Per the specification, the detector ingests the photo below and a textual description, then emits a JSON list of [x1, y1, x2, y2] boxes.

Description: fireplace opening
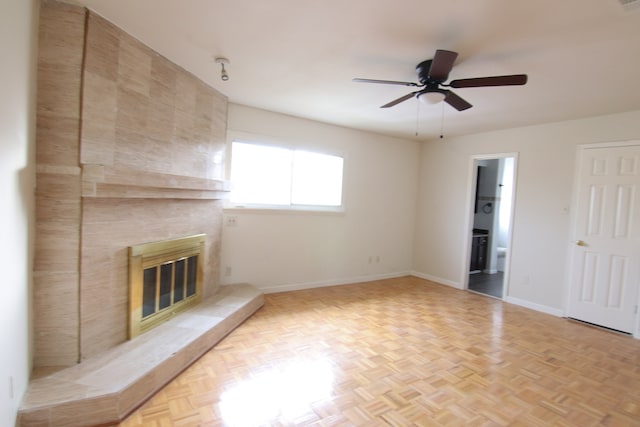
[[129, 234, 205, 338]]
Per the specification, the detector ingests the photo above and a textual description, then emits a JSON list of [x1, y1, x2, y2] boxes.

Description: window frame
[[225, 133, 346, 214]]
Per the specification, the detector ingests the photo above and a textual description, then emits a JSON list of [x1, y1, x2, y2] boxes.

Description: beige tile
[[175, 73, 197, 113], [35, 197, 80, 224], [16, 407, 51, 427], [37, 63, 82, 119], [35, 115, 81, 166], [146, 102, 175, 141], [85, 13, 120, 82], [36, 171, 81, 199], [150, 56, 177, 106], [83, 71, 118, 122], [117, 33, 152, 96], [116, 86, 149, 134], [81, 123, 117, 165], [33, 239, 79, 273], [117, 371, 158, 416], [50, 395, 119, 427], [38, 2, 86, 67], [34, 0, 229, 374], [81, 71, 117, 165]]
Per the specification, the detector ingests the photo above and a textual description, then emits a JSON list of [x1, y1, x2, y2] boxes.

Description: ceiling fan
[[353, 49, 527, 111]]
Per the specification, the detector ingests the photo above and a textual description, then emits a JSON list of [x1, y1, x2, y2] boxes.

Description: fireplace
[[21, 4, 266, 424], [129, 234, 206, 338], [33, 0, 230, 366]]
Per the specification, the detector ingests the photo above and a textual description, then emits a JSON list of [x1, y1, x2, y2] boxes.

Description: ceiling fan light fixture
[[354, 49, 527, 111], [418, 91, 446, 104]]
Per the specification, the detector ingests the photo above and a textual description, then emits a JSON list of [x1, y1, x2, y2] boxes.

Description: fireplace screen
[[129, 234, 205, 338]]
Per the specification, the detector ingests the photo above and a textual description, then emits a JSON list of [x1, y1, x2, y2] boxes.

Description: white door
[[567, 144, 640, 333]]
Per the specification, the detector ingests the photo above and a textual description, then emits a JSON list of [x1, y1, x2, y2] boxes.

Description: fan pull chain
[[415, 101, 421, 137], [440, 102, 445, 139]]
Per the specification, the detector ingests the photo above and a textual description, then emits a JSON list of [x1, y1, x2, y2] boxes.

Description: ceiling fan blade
[[428, 50, 458, 81], [381, 92, 418, 108], [449, 74, 528, 88], [353, 78, 420, 87], [444, 91, 472, 111]]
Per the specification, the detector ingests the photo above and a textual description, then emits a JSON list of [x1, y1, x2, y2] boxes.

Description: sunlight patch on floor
[[218, 358, 334, 426]]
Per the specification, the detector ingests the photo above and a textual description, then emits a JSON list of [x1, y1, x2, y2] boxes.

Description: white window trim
[[225, 131, 347, 214]]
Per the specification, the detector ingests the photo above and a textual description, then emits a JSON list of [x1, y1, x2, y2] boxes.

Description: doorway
[[465, 154, 517, 299], [567, 143, 640, 336]]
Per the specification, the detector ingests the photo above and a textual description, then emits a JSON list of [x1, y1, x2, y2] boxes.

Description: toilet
[[496, 246, 507, 272]]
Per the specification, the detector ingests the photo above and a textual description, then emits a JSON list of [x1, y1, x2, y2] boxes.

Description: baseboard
[[260, 273, 564, 320], [409, 271, 462, 289], [504, 296, 564, 317], [260, 271, 413, 294], [410, 273, 564, 317]]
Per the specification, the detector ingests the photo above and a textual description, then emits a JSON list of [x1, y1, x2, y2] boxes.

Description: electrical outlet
[[225, 216, 238, 227], [224, 266, 232, 277]]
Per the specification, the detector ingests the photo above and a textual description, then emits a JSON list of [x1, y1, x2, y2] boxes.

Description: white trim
[[259, 271, 412, 294], [410, 271, 462, 289], [577, 139, 640, 150], [223, 205, 345, 215], [225, 131, 348, 213], [259, 273, 569, 321], [505, 296, 564, 317], [462, 153, 519, 298]]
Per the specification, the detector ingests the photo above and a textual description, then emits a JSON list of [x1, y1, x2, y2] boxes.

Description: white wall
[[0, 0, 38, 425], [414, 110, 640, 313], [221, 104, 420, 292]]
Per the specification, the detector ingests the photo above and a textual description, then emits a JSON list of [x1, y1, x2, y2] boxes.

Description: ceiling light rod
[[214, 57, 229, 81]]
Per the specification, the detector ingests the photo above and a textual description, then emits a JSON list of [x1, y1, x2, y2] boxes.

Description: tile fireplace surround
[[23, 2, 265, 425], [19, 284, 264, 426]]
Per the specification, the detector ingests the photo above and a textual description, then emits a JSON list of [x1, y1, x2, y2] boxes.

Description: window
[[230, 141, 344, 210]]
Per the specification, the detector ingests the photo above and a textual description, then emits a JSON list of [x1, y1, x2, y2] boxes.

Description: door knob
[[575, 240, 587, 246]]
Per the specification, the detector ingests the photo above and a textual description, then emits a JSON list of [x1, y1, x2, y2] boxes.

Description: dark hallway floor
[[468, 271, 504, 298]]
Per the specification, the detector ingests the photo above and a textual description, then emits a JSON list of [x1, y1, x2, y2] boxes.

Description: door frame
[[462, 152, 519, 298], [565, 140, 640, 339]]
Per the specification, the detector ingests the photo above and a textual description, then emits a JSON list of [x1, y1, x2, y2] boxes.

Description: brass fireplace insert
[[128, 234, 205, 338]]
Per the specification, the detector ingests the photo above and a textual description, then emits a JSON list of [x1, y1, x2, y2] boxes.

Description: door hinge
[[635, 305, 638, 315]]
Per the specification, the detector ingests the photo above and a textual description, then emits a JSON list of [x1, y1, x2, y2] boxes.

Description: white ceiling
[[69, 0, 640, 140]]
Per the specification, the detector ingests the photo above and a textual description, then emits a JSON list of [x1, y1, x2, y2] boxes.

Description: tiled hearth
[[18, 284, 264, 427]]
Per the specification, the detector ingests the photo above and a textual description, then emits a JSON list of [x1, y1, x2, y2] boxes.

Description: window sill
[[223, 204, 345, 216]]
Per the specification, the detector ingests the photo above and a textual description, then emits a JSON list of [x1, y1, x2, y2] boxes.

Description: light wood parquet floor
[[119, 276, 640, 426]]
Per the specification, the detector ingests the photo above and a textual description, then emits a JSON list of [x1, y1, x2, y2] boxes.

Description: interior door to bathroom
[[567, 143, 640, 333], [466, 155, 516, 299]]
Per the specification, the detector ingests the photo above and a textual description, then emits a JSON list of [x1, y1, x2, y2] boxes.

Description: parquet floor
[[119, 276, 640, 426]]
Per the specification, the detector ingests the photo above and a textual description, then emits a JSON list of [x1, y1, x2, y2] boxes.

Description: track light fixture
[[214, 57, 229, 81]]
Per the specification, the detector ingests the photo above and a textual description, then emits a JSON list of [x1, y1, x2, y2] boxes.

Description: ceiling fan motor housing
[[416, 59, 447, 85]]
